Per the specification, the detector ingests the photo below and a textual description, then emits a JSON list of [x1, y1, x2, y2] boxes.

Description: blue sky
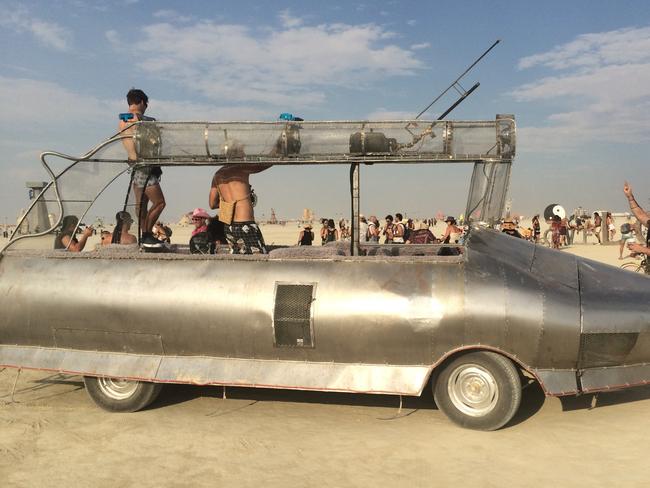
[[2, 0, 650, 223]]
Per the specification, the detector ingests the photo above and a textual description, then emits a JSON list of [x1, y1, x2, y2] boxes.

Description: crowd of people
[[297, 214, 465, 246]]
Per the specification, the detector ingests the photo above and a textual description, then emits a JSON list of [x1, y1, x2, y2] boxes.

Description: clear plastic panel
[[6, 136, 131, 251], [136, 117, 514, 163], [465, 161, 512, 225]]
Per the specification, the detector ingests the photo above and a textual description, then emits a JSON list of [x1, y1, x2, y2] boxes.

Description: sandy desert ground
[[1, 222, 648, 487]]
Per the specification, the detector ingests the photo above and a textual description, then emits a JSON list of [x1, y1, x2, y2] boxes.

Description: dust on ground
[[1, 369, 649, 487]]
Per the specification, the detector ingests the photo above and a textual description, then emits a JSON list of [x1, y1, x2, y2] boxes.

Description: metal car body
[[2, 115, 649, 429]]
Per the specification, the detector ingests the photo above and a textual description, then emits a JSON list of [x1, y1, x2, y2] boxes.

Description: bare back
[[210, 165, 270, 222]]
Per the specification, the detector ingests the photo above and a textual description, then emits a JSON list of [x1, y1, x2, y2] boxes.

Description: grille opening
[[273, 283, 315, 348], [578, 332, 638, 369]]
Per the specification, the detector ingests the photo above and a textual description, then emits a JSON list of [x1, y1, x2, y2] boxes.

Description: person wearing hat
[[407, 221, 437, 244], [442, 216, 462, 244], [189, 208, 213, 254], [501, 219, 523, 239], [191, 208, 210, 237], [298, 223, 314, 246]]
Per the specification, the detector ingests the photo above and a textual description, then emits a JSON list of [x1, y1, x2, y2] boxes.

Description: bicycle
[[620, 257, 650, 274]]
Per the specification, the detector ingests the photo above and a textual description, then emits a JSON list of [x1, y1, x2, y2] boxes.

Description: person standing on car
[[119, 88, 166, 249], [209, 164, 271, 254], [623, 181, 650, 256]]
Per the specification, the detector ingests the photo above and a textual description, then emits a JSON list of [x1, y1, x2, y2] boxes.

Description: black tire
[[83, 376, 163, 412], [433, 351, 521, 431]]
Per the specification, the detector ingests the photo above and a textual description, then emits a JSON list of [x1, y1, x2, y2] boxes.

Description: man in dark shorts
[[209, 164, 271, 254], [118, 88, 166, 249], [623, 181, 650, 256]]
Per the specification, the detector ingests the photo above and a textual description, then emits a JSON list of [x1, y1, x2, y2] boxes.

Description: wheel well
[[426, 346, 538, 391]]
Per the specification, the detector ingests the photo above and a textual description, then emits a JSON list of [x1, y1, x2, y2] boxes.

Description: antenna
[[414, 39, 501, 120]]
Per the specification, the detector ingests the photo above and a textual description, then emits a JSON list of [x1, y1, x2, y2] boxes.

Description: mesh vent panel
[[273, 284, 314, 347], [578, 332, 638, 369]]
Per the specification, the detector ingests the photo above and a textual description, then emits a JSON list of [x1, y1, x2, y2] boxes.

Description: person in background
[[392, 213, 406, 243], [359, 215, 369, 243], [441, 216, 462, 244], [324, 219, 338, 244], [54, 215, 93, 252], [623, 181, 650, 257], [339, 219, 350, 240], [560, 217, 569, 246], [298, 224, 314, 246], [320, 219, 328, 245], [118, 88, 166, 249], [532, 214, 541, 243], [550, 215, 562, 249], [407, 222, 437, 244], [619, 222, 637, 259], [111, 211, 137, 245], [501, 220, 523, 239], [383, 215, 394, 244], [367, 216, 380, 243], [606, 212, 616, 241]]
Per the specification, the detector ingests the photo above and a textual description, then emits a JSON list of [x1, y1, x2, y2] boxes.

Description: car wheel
[[433, 351, 521, 431], [83, 376, 163, 412]]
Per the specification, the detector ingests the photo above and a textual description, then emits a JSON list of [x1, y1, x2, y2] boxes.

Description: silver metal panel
[[0, 345, 430, 396], [0, 344, 161, 379], [532, 369, 579, 395], [580, 363, 650, 392], [579, 259, 650, 334]]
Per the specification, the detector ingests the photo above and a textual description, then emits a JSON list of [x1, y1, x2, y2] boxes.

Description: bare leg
[[133, 184, 150, 232], [144, 184, 165, 232], [619, 240, 625, 259]]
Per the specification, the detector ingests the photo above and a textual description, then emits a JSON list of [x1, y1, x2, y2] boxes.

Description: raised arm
[[624, 181, 650, 224]]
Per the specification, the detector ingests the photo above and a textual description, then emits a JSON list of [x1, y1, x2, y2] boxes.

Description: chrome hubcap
[[97, 377, 139, 400], [447, 363, 498, 417]]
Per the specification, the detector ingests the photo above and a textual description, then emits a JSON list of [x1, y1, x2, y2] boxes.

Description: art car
[[2, 115, 650, 431]]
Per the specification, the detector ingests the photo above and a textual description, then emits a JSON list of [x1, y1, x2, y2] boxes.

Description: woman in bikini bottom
[[225, 222, 268, 254]]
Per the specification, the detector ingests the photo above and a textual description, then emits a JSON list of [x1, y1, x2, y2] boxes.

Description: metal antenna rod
[[414, 39, 501, 120]]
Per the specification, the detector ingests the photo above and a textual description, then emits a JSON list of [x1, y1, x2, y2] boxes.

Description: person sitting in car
[[111, 211, 137, 245], [189, 208, 213, 254], [54, 215, 93, 252]]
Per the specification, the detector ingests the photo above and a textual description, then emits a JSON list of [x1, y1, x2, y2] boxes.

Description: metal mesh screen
[[578, 332, 639, 369], [273, 284, 315, 348]]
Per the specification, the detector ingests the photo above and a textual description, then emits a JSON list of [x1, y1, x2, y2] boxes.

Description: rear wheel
[[433, 351, 521, 431], [83, 376, 163, 412]]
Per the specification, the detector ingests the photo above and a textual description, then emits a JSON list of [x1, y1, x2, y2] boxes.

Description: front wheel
[[433, 351, 521, 431], [83, 376, 163, 412]]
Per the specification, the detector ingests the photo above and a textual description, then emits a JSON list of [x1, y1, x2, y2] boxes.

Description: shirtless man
[[119, 88, 166, 249], [623, 181, 650, 257], [209, 164, 271, 254]]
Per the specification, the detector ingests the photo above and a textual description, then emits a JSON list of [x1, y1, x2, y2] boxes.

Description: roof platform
[[131, 115, 515, 166]]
